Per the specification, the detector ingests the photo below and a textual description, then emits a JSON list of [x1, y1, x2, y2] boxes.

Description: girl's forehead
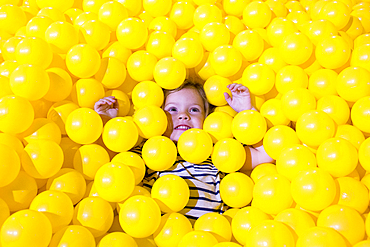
[[165, 87, 204, 104]]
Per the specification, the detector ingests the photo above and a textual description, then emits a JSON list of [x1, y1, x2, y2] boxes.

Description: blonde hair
[[163, 79, 211, 116]]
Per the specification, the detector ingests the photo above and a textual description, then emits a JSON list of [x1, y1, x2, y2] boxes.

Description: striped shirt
[[131, 145, 228, 222]]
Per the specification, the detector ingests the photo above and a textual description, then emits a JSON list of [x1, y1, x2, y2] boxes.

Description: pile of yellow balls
[[1, 0, 370, 246]]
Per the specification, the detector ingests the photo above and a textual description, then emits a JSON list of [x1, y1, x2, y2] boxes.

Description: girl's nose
[[178, 112, 189, 120]]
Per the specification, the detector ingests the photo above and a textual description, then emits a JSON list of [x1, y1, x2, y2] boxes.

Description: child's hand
[[224, 83, 254, 113], [94, 96, 119, 118]]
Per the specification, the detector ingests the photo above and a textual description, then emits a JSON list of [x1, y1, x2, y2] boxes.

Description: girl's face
[[164, 87, 206, 142]]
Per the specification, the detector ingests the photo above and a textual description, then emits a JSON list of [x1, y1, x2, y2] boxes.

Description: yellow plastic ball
[[0, 132, 23, 157], [143, 0, 171, 17], [316, 138, 358, 177], [359, 137, 370, 171], [1, 36, 22, 61], [194, 213, 231, 242], [276, 144, 317, 181], [242, 63, 275, 95], [153, 57, 186, 90], [98, 1, 128, 31], [335, 177, 369, 214], [305, 19, 338, 46], [351, 96, 370, 134], [291, 168, 336, 211], [220, 172, 253, 208], [73, 196, 114, 237], [0, 197, 10, 230], [223, 0, 249, 17], [0, 171, 37, 212], [275, 208, 316, 237], [317, 204, 365, 246], [117, 17, 148, 50], [317, 95, 350, 125], [250, 163, 278, 184], [210, 45, 242, 78], [315, 35, 351, 69], [18, 118, 61, 145], [73, 144, 110, 180], [177, 128, 213, 164], [102, 117, 139, 153], [231, 110, 267, 145], [281, 88, 316, 122], [127, 50, 157, 82], [94, 162, 135, 202], [29, 190, 74, 233], [44, 67, 73, 102], [252, 174, 294, 215], [142, 136, 177, 172], [260, 98, 290, 127], [231, 206, 271, 246], [178, 230, 219, 247], [45, 21, 79, 54], [266, 17, 298, 48], [148, 16, 177, 39], [336, 66, 370, 103], [82, 0, 107, 14], [99, 232, 138, 247], [151, 174, 189, 213], [243, 1, 272, 29], [65, 108, 103, 145], [47, 100, 79, 135], [79, 19, 110, 51], [66, 44, 101, 78], [169, 1, 195, 30], [193, 4, 222, 30], [258, 47, 287, 73], [280, 32, 313, 65], [94, 57, 126, 89], [318, 0, 350, 30], [203, 75, 231, 106], [245, 220, 295, 247], [335, 124, 365, 150], [119, 195, 161, 238], [233, 30, 264, 62], [74, 11, 98, 27], [0, 209, 52, 247], [275, 65, 309, 94], [308, 69, 338, 99], [21, 139, 63, 179], [0, 144, 20, 187], [0, 4, 27, 35], [146, 31, 175, 60], [296, 226, 347, 247], [212, 138, 245, 173], [25, 16, 53, 40], [9, 64, 50, 101], [15, 36, 52, 69], [46, 168, 86, 205], [351, 44, 370, 72], [111, 152, 146, 185], [132, 81, 164, 109], [263, 125, 300, 160], [49, 225, 95, 247], [203, 112, 233, 142], [71, 78, 105, 108], [172, 37, 204, 68], [153, 213, 192, 247], [200, 22, 230, 52], [133, 105, 167, 139], [0, 95, 34, 134], [102, 41, 132, 65]]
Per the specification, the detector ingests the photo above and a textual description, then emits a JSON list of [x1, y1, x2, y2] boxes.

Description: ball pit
[[1, 0, 370, 246]]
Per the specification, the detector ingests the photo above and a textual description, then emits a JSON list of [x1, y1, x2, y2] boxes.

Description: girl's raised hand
[[94, 96, 119, 118], [224, 83, 254, 113]]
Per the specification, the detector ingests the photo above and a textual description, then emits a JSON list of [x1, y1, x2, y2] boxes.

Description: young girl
[[95, 81, 273, 221]]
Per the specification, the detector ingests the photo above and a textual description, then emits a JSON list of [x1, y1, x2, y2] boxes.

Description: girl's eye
[[167, 107, 177, 112], [190, 108, 200, 112]]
